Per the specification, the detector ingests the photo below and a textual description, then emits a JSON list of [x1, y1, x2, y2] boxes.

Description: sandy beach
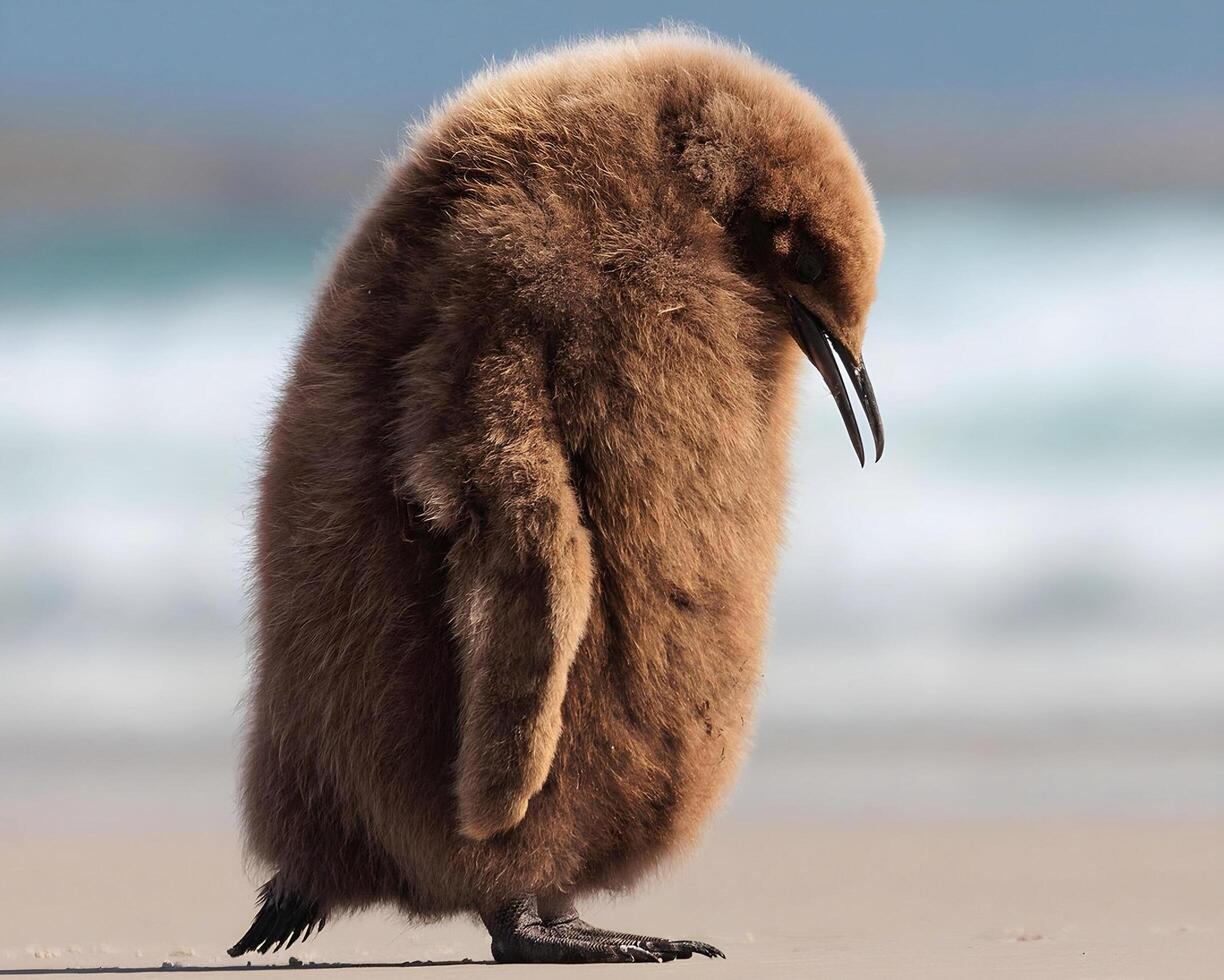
[[4, 820, 1221, 978]]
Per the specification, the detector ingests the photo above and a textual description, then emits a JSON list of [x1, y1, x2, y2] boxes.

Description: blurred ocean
[[3, 196, 1223, 827]]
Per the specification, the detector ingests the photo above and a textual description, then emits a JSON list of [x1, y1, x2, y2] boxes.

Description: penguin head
[[675, 76, 886, 463]]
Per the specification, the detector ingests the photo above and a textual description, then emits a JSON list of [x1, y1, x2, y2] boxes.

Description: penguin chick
[[230, 28, 883, 964]]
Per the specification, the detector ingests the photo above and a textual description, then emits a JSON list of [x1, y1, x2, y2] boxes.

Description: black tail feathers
[[228, 877, 327, 957]]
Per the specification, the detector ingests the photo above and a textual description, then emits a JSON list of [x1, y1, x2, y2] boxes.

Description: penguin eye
[[795, 250, 824, 284]]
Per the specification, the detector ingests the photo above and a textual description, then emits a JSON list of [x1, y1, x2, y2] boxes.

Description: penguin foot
[[483, 895, 724, 964]]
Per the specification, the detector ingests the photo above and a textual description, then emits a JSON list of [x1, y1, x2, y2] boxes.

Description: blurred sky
[[6, 1, 1222, 108], [3, 2, 1223, 829], [4, 0, 1224, 229]]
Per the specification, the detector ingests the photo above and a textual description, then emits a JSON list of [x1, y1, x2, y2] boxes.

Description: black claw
[[670, 939, 722, 959]]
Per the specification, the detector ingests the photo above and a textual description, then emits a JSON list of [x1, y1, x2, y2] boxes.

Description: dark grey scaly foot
[[483, 895, 725, 964]]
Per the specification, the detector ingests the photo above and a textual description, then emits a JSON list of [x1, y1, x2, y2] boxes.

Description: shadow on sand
[[0, 962, 495, 975]]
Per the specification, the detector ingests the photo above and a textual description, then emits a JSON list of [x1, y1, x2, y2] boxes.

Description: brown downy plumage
[[231, 28, 883, 964]]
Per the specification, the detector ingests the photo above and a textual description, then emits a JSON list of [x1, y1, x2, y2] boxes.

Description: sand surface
[[3, 821, 1222, 978]]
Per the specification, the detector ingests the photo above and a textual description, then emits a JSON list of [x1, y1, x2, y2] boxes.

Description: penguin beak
[[787, 295, 885, 466]]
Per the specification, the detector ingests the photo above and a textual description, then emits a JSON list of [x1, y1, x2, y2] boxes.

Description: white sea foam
[[3, 199, 1223, 749]]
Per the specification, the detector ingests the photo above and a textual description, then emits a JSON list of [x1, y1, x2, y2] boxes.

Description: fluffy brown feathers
[[237, 27, 882, 927]]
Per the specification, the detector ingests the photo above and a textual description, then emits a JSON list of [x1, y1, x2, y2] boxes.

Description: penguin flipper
[[398, 324, 594, 841]]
